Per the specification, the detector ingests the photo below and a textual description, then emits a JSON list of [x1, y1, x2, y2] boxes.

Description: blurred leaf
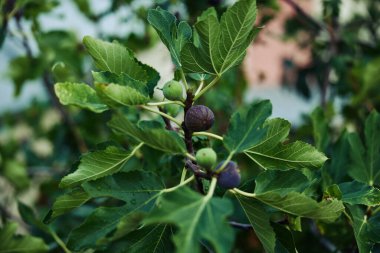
[[311, 107, 329, 151], [148, 7, 192, 67], [60, 144, 143, 188], [55, 82, 109, 113], [4, 160, 29, 190], [108, 115, 186, 154], [144, 186, 234, 253], [0, 222, 48, 253], [181, 0, 258, 75], [8, 56, 44, 96], [348, 110, 380, 186], [18, 202, 48, 233]]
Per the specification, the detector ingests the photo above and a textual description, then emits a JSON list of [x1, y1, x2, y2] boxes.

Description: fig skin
[[185, 105, 214, 132], [196, 148, 217, 169], [162, 80, 184, 101], [215, 161, 241, 189]]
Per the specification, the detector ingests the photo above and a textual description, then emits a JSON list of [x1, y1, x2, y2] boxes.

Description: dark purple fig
[[215, 161, 241, 189], [185, 105, 214, 132]]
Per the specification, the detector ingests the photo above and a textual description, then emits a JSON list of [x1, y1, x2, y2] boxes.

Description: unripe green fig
[[196, 148, 217, 168], [215, 161, 241, 189], [164, 104, 181, 117], [185, 105, 214, 132], [162, 80, 184, 101]]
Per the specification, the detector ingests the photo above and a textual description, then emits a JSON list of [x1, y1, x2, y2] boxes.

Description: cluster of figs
[[162, 80, 241, 189]]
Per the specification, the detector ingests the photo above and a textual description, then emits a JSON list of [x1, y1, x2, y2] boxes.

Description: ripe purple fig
[[185, 105, 214, 132], [216, 161, 241, 189]]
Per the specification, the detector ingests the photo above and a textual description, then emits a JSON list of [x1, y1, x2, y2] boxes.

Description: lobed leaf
[[108, 115, 186, 154], [54, 82, 108, 113], [148, 8, 192, 67], [60, 145, 142, 188], [223, 100, 272, 154], [144, 187, 234, 253], [234, 196, 276, 253], [101, 224, 173, 253], [348, 205, 380, 253], [181, 0, 258, 75], [67, 205, 129, 251], [339, 181, 380, 206], [43, 188, 90, 223], [83, 36, 147, 80]]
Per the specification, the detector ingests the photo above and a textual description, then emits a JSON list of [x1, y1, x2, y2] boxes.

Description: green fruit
[[162, 80, 184, 101], [164, 104, 181, 117], [196, 148, 217, 168]]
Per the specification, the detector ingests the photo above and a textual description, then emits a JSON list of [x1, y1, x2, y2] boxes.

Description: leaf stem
[[193, 77, 219, 101], [140, 105, 182, 127], [206, 177, 218, 198], [230, 188, 256, 198], [194, 80, 204, 97], [343, 209, 353, 225], [214, 152, 234, 174], [193, 132, 223, 141], [147, 100, 185, 107], [180, 68, 189, 91], [180, 168, 187, 183], [48, 227, 72, 253], [163, 175, 195, 193], [373, 206, 380, 216], [131, 142, 144, 154]]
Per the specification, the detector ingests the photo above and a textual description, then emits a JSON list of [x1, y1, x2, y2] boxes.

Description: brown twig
[[158, 107, 174, 130], [229, 221, 253, 230], [281, 0, 325, 32], [182, 90, 206, 194]]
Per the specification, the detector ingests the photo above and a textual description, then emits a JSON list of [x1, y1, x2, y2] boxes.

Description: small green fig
[[162, 80, 184, 101], [196, 148, 217, 168]]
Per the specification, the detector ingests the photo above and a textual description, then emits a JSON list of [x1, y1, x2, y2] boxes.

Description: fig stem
[[193, 77, 220, 101], [179, 68, 189, 91], [147, 100, 185, 107], [230, 188, 256, 198], [214, 152, 234, 174], [163, 175, 195, 193], [48, 227, 72, 253], [194, 80, 204, 97], [193, 131, 223, 141], [140, 105, 182, 127]]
